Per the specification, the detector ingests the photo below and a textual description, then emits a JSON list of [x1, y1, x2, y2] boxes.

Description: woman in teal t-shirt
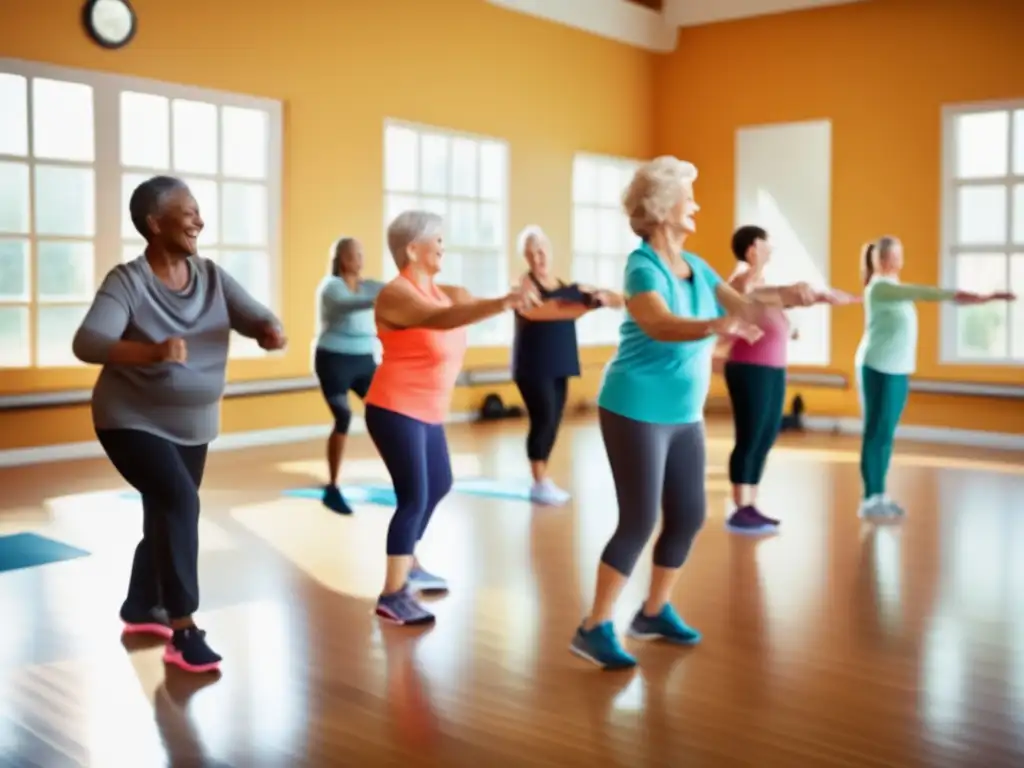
[[569, 156, 820, 671], [855, 236, 1014, 519]]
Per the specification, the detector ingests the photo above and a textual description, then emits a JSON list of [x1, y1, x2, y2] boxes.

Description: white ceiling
[[661, 0, 869, 28]]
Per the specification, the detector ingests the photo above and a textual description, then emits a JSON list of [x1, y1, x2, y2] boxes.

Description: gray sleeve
[[72, 270, 132, 364], [217, 265, 279, 338]]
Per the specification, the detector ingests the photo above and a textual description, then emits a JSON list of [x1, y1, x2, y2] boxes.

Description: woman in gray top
[[72, 175, 286, 675]]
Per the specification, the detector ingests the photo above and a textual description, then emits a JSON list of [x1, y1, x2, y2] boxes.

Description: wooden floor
[[1, 415, 1023, 767]]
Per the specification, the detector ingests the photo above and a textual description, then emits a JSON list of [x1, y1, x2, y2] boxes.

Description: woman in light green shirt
[[855, 236, 1014, 518]]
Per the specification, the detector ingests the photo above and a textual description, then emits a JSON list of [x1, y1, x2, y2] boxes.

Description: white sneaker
[[530, 480, 570, 506], [858, 494, 886, 518]]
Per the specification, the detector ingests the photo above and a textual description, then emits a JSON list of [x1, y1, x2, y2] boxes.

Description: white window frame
[[571, 152, 641, 347], [939, 100, 1024, 366], [381, 119, 511, 348], [0, 56, 283, 367]]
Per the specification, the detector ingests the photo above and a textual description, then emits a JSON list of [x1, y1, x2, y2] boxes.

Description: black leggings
[[515, 377, 568, 462], [724, 362, 786, 485], [97, 429, 208, 620], [314, 349, 376, 434]]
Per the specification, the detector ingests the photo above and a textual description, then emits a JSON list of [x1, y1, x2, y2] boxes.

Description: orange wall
[[0, 0, 653, 449], [656, 0, 1024, 434]]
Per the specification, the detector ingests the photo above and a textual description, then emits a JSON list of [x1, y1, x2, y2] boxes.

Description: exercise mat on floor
[[0, 532, 91, 574], [452, 478, 537, 501], [282, 485, 397, 507]]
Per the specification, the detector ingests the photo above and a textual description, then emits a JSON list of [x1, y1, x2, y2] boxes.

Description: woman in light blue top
[[314, 237, 385, 515], [855, 236, 1013, 519], [570, 156, 819, 670]]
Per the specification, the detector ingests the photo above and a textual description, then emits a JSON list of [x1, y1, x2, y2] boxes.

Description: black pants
[[314, 349, 376, 434], [724, 362, 786, 485], [515, 376, 568, 462], [98, 429, 208, 620]]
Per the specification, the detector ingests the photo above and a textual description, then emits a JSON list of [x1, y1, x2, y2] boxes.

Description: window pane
[[221, 182, 267, 246], [955, 111, 1009, 179], [35, 166, 95, 236], [479, 141, 506, 201], [419, 134, 448, 195], [122, 243, 143, 263], [451, 138, 477, 197], [955, 254, 1008, 359], [218, 250, 271, 307], [0, 74, 28, 156], [1013, 184, 1024, 245], [0, 239, 29, 300], [420, 196, 447, 219], [573, 157, 599, 204], [37, 241, 94, 301], [620, 164, 637, 195], [120, 172, 150, 239], [1015, 111, 1024, 176], [449, 201, 477, 247], [173, 99, 218, 174], [0, 161, 30, 234], [222, 106, 268, 180], [619, 216, 639, 253], [184, 177, 220, 244], [478, 202, 503, 249], [229, 333, 264, 359], [384, 193, 419, 229], [384, 125, 418, 192], [32, 78, 94, 162], [120, 91, 169, 169], [573, 206, 598, 254], [598, 209, 620, 255], [597, 255, 620, 290], [440, 251, 463, 285], [1011, 254, 1024, 358], [957, 186, 1007, 245], [37, 303, 89, 367], [0, 306, 30, 367], [573, 254, 596, 285], [598, 164, 623, 207]]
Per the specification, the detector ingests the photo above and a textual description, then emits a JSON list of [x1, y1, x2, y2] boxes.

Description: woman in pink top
[[366, 210, 538, 626], [717, 226, 857, 534]]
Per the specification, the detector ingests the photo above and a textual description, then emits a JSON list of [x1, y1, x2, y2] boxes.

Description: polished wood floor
[[1, 415, 1023, 767]]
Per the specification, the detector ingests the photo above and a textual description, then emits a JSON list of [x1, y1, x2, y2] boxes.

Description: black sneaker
[[163, 627, 222, 673], [322, 484, 353, 515], [120, 606, 173, 640]]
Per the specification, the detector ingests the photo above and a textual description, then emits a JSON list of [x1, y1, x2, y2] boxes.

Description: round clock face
[[84, 0, 136, 48]]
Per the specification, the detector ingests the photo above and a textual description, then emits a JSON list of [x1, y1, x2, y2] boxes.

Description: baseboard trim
[[0, 411, 479, 469], [802, 416, 1024, 452]]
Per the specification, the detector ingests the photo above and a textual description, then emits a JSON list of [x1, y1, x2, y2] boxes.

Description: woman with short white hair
[[570, 157, 817, 669], [365, 210, 538, 625], [511, 225, 623, 505]]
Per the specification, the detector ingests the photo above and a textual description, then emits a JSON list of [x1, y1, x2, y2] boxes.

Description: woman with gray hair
[[73, 175, 286, 674], [364, 210, 539, 624], [570, 156, 817, 670], [511, 225, 623, 505]]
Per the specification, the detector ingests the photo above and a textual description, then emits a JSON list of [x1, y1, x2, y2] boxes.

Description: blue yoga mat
[[283, 485, 397, 507], [0, 532, 91, 574], [452, 479, 536, 501]]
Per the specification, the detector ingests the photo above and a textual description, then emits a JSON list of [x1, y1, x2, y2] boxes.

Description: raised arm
[[320, 278, 378, 312], [218, 266, 283, 345], [72, 271, 168, 365], [871, 282, 957, 303], [375, 281, 533, 331]]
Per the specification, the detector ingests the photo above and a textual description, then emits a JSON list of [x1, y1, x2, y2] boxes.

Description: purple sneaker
[[726, 506, 778, 535], [375, 587, 436, 626]]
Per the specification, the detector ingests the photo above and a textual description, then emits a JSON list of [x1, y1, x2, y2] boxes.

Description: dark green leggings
[[858, 365, 909, 498], [725, 362, 787, 485]]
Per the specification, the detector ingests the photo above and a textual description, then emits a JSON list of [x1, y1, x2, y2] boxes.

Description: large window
[[0, 58, 282, 368], [941, 104, 1024, 364], [571, 154, 640, 346], [382, 120, 510, 347]]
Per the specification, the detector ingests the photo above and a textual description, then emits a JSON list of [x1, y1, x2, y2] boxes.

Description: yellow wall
[[656, 0, 1024, 434], [0, 0, 653, 449]]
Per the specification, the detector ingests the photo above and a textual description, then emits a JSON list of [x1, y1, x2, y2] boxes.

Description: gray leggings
[[599, 408, 707, 576]]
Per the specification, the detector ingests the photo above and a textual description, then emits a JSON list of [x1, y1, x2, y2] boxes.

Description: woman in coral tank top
[[366, 210, 539, 625]]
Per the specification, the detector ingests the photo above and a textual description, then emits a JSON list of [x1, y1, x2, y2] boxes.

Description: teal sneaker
[[627, 604, 701, 645], [569, 621, 637, 670]]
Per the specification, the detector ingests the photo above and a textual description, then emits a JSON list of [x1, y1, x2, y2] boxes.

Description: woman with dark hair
[[718, 225, 857, 534], [73, 175, 286, 674], [314, 237, 385, 515], [855, 236, 1013, 518], [511, 225, 623, 505]]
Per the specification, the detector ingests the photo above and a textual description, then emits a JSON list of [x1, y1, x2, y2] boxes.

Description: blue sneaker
[[627, 604, 701, 645], [569, 621, 637, 670], [408, 565, 448, 593], [376, 587, 436, 626]]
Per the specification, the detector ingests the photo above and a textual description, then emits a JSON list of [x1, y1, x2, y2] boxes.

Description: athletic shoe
[[726, 506, 778, 534], [858, 494, 901, 519], [376, 588, 436, 626], [569, 621, 637, 670], [121, 606, 173, 640], [322, 484, 353, 516], [627, 604, 702, 645], [530, 480, 570, 506], [408, 565, 448, 593], [163, 628, 222, 674]]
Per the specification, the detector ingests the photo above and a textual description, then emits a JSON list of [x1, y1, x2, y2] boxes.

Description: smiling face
[[667, 180, 700, 236], [335, 239, 364, 276], [408, 231, 444, 275], [746, 236, 772, 270], [524, 234, 551, 278], [148, 186, 204, 256]]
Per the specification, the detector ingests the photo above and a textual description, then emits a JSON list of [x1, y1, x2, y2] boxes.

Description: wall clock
[[82, 0, 137, 50]]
